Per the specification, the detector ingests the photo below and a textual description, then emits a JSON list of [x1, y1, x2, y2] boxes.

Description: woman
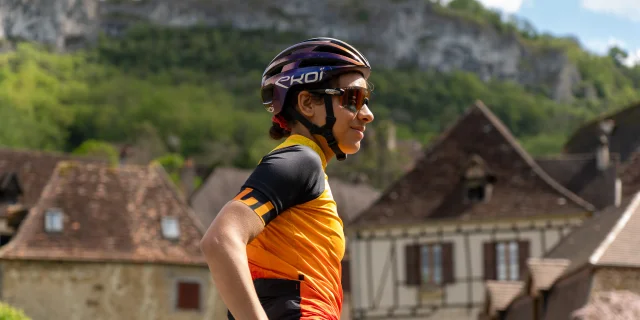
[[200, 37, 374, 320]]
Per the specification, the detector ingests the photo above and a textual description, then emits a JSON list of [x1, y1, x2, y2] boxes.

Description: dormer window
[[462, 154, 496, 204], [0, 172, 23, 205], [44, 208, 64, 233], [162, 216, 180, 240]]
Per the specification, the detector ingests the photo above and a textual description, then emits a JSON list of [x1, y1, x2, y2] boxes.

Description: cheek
[[333, 107, 354, 134]]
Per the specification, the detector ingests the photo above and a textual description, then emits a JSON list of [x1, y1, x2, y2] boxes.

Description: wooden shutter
[[405, 244, 421, 285], [518, 240, 530, 280], [442, 242, 455, 284], [483, 242, 497, 280], [341, 259, 351, 292], [177, 281, 200, 310]]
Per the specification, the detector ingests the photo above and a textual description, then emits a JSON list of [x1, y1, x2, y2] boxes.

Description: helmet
[[261, 37, 371, 115], [260, 37, 372, 162]]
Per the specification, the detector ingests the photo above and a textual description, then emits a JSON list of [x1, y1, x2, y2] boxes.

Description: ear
[[296, 91, 318, 118]]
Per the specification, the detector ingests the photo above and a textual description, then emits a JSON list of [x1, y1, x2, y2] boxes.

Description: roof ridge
[[589, 191, 640, 265], [473, 100, 595, 212]]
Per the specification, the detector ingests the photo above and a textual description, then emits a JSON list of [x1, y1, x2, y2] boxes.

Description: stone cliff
[[0, 0, 581, 101]]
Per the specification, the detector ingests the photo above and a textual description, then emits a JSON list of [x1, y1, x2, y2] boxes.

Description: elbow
[[200, 229, 223, 259]]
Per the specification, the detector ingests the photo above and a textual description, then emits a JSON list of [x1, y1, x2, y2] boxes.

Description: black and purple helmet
[[261, 37, 371, 115]]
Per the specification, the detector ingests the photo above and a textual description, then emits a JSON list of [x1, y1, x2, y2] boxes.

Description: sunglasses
[[307, 87, 371, 113]]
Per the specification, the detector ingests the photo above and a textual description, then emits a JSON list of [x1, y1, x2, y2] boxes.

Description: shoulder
[[238, 145, 325, 223]]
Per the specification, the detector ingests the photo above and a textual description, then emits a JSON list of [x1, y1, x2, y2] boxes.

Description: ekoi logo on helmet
[[275, 71, 325, 89]]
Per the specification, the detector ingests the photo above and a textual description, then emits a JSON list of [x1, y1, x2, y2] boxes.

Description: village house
[[478, 101, 640, 320], [482, 190, 640, 320], [343, 101, 622, 320], [0, 149, 227, 320]]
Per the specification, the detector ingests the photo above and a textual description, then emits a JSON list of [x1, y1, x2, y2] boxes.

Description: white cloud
[[584, 37, 640, 67], [476, 0, 527, 13], [581, 0, 640, 22]]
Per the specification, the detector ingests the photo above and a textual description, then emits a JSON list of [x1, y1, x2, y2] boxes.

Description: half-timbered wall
[[346, 215, 588, 320]]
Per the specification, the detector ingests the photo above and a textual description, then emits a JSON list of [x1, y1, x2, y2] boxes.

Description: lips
[[351, 126, 365, 133]]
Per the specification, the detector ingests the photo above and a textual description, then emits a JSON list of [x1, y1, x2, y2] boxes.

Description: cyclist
[[200, 37, 374, 320]]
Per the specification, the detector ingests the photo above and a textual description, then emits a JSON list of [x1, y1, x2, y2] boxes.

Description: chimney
[[596, 119, 615, 171], [596, 135, 610, 170], [615, 178, 622, 207], [180, 157, 196, 198]]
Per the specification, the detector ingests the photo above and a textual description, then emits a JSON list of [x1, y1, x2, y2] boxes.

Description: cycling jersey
[[228, 134, 345, 320]]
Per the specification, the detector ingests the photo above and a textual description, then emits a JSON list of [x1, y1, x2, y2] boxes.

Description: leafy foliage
[[0, 302, 31, 320]]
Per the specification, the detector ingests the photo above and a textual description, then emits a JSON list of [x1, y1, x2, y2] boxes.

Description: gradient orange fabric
[[233, 135, 346, 319]]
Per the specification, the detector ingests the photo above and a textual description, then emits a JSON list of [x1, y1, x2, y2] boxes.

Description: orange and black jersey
[[229, 135, 346, 320]]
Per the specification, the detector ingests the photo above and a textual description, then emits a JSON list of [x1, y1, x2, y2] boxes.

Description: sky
[[476, 0, 640, 66]]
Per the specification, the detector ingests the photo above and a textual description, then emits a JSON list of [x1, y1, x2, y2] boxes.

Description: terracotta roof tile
[[563, 102, 640, 162], [351, 101, 594, 228], [0, 161, 206, 266], [485, 280, 524, 316], [526, 258, 570, 293], [590, 191, 640, 267], [536, 154, 619, 210]]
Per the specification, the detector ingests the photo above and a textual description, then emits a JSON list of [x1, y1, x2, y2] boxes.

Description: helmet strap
[[291, 95, 347, 161]]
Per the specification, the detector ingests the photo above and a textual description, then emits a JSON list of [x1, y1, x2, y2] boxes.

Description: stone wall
[[0, 260, 228, 320]]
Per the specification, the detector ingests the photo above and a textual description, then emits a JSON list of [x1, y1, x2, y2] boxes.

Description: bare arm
[[200, 200, 267, 320]]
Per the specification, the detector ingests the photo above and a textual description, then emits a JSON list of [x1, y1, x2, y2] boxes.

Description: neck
[[290, 127, 335, 163]]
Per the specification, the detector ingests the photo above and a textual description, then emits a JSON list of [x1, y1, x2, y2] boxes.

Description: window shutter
[[341, 259, 351, 292], [405, 244, 421, 285], [177, 281, 200, 310], [483, 242, 496, 280], [442, 242, 455, 284], [518, 240, 530, 280]]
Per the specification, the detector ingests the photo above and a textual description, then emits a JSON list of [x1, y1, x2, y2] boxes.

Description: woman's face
[[330, 72, 374, 154]]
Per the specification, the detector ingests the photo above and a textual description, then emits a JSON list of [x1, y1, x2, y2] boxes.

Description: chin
[[339, 142, 361, 155]]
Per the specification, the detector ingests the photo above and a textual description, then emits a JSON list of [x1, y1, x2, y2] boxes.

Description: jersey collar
[[283, 134, 327, 169]]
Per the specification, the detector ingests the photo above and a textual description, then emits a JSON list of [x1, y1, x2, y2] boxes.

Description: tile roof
[[485, 280, 524, 317], [350, 101, 594, 228], [0, 148, 106, 208], [536, 153, 620, 210], [620, 151, 640, 197], [544, 192, 640, 275], [526, 258, 570, 293], [0, 161, 206, 266], [563, 102, 640, 162]]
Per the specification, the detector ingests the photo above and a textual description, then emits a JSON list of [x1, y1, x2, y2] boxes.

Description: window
[[483, 240, 529, 281], [176, 280, 200, 311], [44, 208, 63, 232], [421, 244, 443, 285], [405, 242, 454, 287], [162, 216, 180, 240], [461, 154, 496, 204]]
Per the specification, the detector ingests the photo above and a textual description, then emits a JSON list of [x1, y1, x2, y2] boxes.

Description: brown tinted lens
[[341, 87, 370, 112]]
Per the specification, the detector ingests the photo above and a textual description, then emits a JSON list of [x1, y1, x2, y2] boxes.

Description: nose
[[358, 104, 374, 124]]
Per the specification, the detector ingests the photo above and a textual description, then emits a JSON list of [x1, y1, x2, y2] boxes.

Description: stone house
[[0, 151, 227, 320], [343, 101, 621, 320], [482, 190, 640, 320]]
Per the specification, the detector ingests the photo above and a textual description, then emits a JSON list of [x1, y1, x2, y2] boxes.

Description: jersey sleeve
[[233, 145, 325, 226]]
